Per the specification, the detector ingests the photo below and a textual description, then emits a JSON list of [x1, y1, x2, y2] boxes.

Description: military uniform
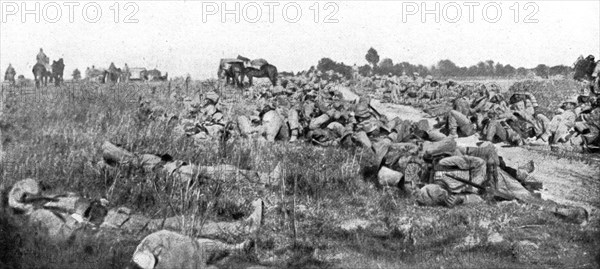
[[4, 64, 16, 83], [132, 230, 252, 269]]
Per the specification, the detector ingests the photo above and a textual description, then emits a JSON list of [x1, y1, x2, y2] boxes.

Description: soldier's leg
[[466, 156, 487, 187], [446, 112, 459, 136], [448, 110, 473, 136], [438, 156, 486, 193], [535, 114, 551, 141], [195, 237, 253, 256], [582, 125, 599, 146], [484, 120, 499, 141], [288, 108, 300, 142]]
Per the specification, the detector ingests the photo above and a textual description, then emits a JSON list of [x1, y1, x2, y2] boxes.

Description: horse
[[32, 63, 49, 88], [147, 69, 162, 81], [158, 72, 169, 81], [218, 59, 245, 88], [105, 68, 122, 83], [51, 59, 65, 86], [244, 64, 278, 87]]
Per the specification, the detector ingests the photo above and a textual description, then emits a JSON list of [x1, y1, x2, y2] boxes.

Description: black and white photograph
[[1, 1, 599, 268]]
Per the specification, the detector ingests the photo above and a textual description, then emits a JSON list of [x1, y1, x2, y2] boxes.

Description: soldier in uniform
[[36, 48, 49, 69], [123, 63, 130, 82], [4, 63, 16, 84]]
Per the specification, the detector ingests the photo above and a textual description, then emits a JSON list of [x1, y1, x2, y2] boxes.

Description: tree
[[316, 57, 353, 79], [504, 65, 516, 77], [549, 65, 571, 77], [516, 67, 529, 77], [476, 62, 487, 76], [486, 60, 495, 75], [72, 69, 81, 80], [495, 63, 505, 77], [466, 65, 479, 76], [317, 58, 336, 72], [378, 58, 394, 75], [379, 58, 393, 69], [365, 47, 380, 68], [437, 59, 459, 77], [358, 65, 372, 77], [534, 64, 549, 78]]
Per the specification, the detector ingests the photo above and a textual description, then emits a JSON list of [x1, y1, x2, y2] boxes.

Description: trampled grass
[[0, 80, 598, 268]]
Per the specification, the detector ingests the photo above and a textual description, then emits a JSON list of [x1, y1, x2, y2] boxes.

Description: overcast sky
[[1, 1, 599, 79]]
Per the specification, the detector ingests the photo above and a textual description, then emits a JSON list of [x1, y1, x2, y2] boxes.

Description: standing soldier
[[4, 63, 16, 85], [352, 63, 359, 80], [413, 72, 424, 87], [123, 63, 130, 82]]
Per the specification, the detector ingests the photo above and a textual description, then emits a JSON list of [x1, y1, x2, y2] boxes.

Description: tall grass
[[0, 80, 598, 269]]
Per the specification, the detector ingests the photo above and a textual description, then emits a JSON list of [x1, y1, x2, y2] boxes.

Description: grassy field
[[0, 79, 599, 269]]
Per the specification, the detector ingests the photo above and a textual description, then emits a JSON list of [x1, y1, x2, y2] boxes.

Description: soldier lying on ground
[[412, 140, 588, 225], [5, 178, 265, 269], [6, 178, 265, 236], [128, 229, 255, 269]]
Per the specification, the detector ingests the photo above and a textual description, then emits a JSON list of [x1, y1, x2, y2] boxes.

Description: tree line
[[312, 47, 573, 79]]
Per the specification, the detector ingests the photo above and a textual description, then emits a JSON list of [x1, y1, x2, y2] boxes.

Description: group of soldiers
[[359, 68, 600, 152], [156, 68, 590, 222], [3, 48, 49, 85], [220, 67, 600, 152], [4, 139, 276, 268], [2, 58, 598, 268], [2, 48, 138, 85]]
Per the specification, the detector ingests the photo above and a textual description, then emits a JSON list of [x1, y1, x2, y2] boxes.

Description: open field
[[1, 78, 599, 269]]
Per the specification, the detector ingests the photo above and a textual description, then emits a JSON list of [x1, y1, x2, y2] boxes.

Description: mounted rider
[[36, 48, 50, 70]]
